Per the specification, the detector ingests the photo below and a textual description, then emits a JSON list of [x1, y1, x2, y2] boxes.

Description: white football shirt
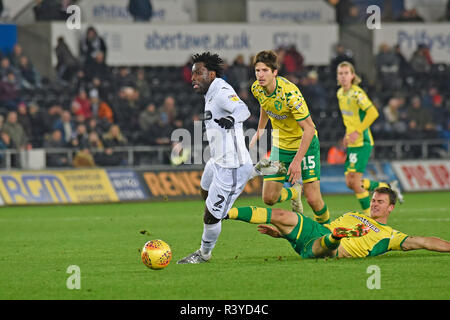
[[203, 78, 252, 168]]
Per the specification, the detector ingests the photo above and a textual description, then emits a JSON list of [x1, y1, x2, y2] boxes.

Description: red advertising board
[[391, 160, 450, 191]]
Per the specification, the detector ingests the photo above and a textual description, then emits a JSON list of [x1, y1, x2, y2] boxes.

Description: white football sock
[[200, 221, 222, 257]]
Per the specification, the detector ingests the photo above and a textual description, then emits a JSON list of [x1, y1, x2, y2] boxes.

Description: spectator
[[71, 88, 93, 119], [16, 103, 32, 138], [89, 89, 114, 123], [406, 96, 434, 132], [301, 70, 327, 111], [112, 86, 141, 132], [2, 111, 29, 150], [53, 110, 76, 145], [375, 43, 401, 91], [181, 57, 193, 85], [227, 54, 250, 91], [397, 8, 424, 22], [327, 0, 353, 25], [0, 131, 12, 166], [327, 138, 346, 165], [134, 68, 150, 102], [28, 101, 46, 147], [18, 56, 42, 89], [84, 51, 110, 82], [87, 117, 109, 138], [148, 114, 173, 146], [283, 45, 304, 75], [80, 26, 107, 69], [42, 104, 63, 135], [159, 95, 178, 124], [9, 44, 25, 67], [43, 129, 69, 167], [138, 102, 159, 133], [114, 67, 134, 90], [0, 57, 21, 84], [55, 36, 79, 82], [382, 96, 408, 134], [103, 124, 128, 148], [331, 44, 355, 79], [72, 148, 96, 167], [70, 123, 89, 149], [410, 44, 432, 74], [429, 94, 448, 132], [393, 44, 411, 77], [34, 0, 66, 21], [0, 71, 20, 110], [128, 0, 153, 22]]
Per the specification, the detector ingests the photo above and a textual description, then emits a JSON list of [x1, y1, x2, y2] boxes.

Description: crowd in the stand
[[0, 26, 448, 167]]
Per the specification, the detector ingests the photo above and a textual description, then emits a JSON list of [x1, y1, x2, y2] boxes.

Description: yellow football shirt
[[337, 84, 375, 147], [326, 212, 408, 258], [251, 77, 316, 151]]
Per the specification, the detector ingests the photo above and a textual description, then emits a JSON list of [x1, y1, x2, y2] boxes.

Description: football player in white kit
[[177, 52, 283, 264]]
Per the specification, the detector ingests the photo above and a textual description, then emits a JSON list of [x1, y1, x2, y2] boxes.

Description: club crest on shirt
[[228, 94, 239, 102]]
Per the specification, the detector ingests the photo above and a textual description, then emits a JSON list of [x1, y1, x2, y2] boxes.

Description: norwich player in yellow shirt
[[336, 61, 403, 215], [249, 50, 330, 225], [227, 187, 450, 259]]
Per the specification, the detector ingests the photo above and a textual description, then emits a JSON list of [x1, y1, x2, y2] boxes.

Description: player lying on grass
[[227, 187, 450, 259]]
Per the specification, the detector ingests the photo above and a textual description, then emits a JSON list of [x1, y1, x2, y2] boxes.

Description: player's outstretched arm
[[401, 236, 450, 252]]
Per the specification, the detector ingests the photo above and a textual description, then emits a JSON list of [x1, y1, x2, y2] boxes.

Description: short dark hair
[[192, 52, 224, 78], [374, 187, 397, 205], [253, 50, 279, 71]]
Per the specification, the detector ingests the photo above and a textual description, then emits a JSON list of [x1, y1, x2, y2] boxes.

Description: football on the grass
[[141, 239, 172, 270]]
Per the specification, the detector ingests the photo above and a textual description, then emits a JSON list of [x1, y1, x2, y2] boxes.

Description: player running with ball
[[177, 52, 282, 264]]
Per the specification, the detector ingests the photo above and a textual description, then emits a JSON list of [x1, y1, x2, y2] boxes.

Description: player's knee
[[263, 193, 278, 206], [271, 208, 294, 224], [203, 209, 221, 224]]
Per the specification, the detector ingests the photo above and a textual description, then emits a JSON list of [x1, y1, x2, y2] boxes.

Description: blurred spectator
[[342, 4, 364, 25], [43, 129, 68, 167], [0, 71, 20, 110], [34, 0, 67, 21], [18, 56, 42, 89], [87, 117, 109, 138], [393, 44, 411, 77], [148, 114, 173, 146], [283, 45, 304, 75], [410, 44, 433, 74], [181, 57, 193, 85], [103, 124, 128, 148], [375, 43, 401, 92], [112, 86, 141, 132], [429, 94, 448, 132], [72, 148, 95, 167], [0, 57, 21, 83], [9, 44, 24, 67], [447, 0, 450, 21], [55, 36, 79, 82], [128, 0, 153, 22], [0, 1, 3, 19], [2, 111, 29, 150], [114, 67, 135, 90], [70, 123, 89, 149], [327, 0, 353, 25], [331, 44, 355, 78], [52, 110, 76, 145], [71, 88, 92, 119], [406, 95, 434, 131], [227, 54, 250, 91], [301, 70, 327, 111], [80, 26, 107, 70], [16, 103, 32, 138], [397, 8, 424, 22], [138, 102, 159, 133], [88, 131, 104, 150], [0, 131, 12, 165], [84, 51, 110, 82], [89, 89, 114, 123], [382, 97, 408, 134], [43, 104, 63, 134], [159, 95, 178, 124], [135, 68, 150, 102], [327, 138, 346, 165], [28, 102, 46, 147]]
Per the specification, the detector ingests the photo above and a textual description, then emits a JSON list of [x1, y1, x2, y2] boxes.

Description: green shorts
[[284, 212, 331, 259], [264, 135, 321, 184], [345, 144, 373, 174]]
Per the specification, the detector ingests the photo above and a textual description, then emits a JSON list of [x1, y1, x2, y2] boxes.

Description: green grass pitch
[[0, 192, 449, 300]]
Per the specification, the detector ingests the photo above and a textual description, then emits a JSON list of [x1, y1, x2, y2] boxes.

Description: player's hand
[[347, 131, 360, 144], [257, 225, 281, 238], [287, 158, 302, 184], [214, 116, 235, 129]]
